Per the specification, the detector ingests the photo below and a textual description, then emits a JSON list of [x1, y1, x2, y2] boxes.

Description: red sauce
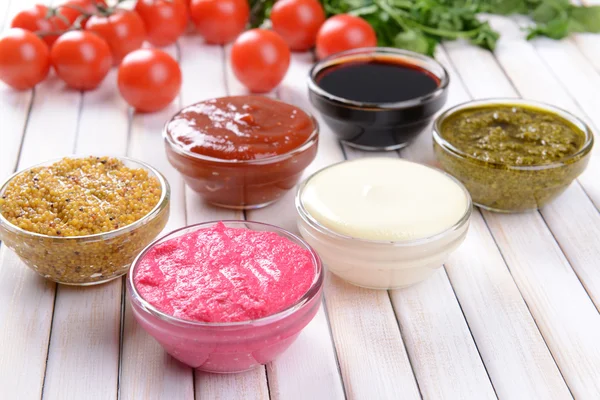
[[166, 96, 315, 161], [164, 96, 319, 209], [134, 222, 315, 323]]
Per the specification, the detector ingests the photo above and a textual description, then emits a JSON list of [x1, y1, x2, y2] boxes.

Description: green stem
[[408, 22, 483, 38], [347, 4, 379, 16], [373, 0, 411, 31], [59, 4, 93, 17]]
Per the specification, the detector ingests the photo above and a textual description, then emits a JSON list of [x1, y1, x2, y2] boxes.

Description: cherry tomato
[[189, 0, 249, 44], [134, 0, 188, 47], [118, 49, 181, 112], [51, 31, 112, 90], [58, 0, 108, 28], [230, 29, 290, 93], [316, 14, 377, 59], [0, 29, 50, 90], [270, 0, 325, 51], [86, 10, 146, 64], [11, 4, 70, 47]]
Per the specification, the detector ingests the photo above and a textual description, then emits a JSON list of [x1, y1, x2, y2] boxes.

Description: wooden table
[[2, 1, 600, 399]]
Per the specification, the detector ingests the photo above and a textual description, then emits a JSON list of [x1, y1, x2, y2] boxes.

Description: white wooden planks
[[224, 51, 347, 400], [522, 29, 600, 311], [0, 248, 55, 399], [345, 150, 496, 398], [241, 53, 420, 400], [402, 46, 572, 399], [41, 69, 127, 400], [0, 77, 81, 399], [445, 15, 600, 397], [245, 53, 346, 400], [176, 35, 270, 398], [120, 44, 194, 400], [0, 0, 600, 397], [0, 0, 38, 181], [196, 368, 269, 400], [390, 270, 496, 400], [446, 212, 572, 399]]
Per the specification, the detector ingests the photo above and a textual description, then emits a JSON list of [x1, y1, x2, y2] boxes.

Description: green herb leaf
[[569, 6, 600, 33], [530, 2, 561, 23], [527, 18, 570, 40], [248, 1, 600, 57], [394, 29, 431, 54]]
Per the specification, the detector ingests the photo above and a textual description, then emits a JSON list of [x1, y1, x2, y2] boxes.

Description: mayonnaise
[[296, 158, 472, 289], [301, 158, 468, 241]]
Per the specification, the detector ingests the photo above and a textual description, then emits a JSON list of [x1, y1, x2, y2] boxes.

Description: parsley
[[249, 0, 600, 56]]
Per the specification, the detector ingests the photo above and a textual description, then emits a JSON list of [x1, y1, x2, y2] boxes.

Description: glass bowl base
[[208, 199, 280, 210], [342, 140, 410, 152], [44, 270, 127, 286], [474, 202, 538, 214]]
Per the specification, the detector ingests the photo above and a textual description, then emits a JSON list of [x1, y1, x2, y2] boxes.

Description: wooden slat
[[490, 17, 600, 208], [342, 146, 496, 399], [246, 53, 346, 400], [449, 211, 573, 399], [518, 34, 600, 311], [223, 50, 345, 399], [0, 78, 81, 399], [443, 31, 600, 314], [244, 53, 417, 400], [484, 211, 600, 397], [390, 270, 497, 400], [0, 0, 39, 181], [120, 44, 194, 400], [333, 47, 496, 399], [443, 15, 600, 397], [325, 275, 421, 399], [1, 5, 79, 395], [0, 86, 31, 181], [402, 46, 571, 399], [442, 34, 600, 313], [196, 369, 269, 400], [175, 35, 270, 397], [0, 248, 55, 399], [41, 69, 127, 400]]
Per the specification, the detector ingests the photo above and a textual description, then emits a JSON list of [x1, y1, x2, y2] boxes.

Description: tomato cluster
[[0, 0, 377, 110], [0, 0, 185, 112]]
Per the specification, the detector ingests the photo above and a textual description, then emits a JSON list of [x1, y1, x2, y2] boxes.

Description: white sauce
[[301, 158, 469, 241]]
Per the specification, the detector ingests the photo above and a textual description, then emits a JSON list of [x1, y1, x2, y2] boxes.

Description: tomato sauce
[[164, 95, 318, 209], [166, 96, 315, 160]]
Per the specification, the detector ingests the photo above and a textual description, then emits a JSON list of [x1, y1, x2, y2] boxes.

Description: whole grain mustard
[[0, 157, 169, 285], [0, 157, 162, 237]]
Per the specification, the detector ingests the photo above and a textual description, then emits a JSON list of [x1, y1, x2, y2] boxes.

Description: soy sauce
[[315, 57, 440, 104], [308, 53, 449, 151]]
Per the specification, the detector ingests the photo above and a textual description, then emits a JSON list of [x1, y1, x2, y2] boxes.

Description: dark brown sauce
[[315, 57, 440, 104]]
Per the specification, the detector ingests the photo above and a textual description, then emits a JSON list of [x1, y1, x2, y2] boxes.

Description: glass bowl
[[163, 100, 319, 210], [0, 156, 170, 285], [295, 162, 472, 290], [127, 220, 324, 373], [308, 47, 449, 151], [433, 99, 594, 212]]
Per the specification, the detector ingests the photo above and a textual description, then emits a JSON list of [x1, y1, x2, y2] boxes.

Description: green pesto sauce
[[441, 105, 586, 166]]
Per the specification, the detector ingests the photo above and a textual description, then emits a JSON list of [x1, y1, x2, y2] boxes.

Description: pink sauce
[[134, 222, 315, 323]]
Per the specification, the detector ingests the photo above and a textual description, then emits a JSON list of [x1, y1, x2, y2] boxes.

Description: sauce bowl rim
[[0, 155, 170, 242], [128, 220, 324, 328], [307, 47, 450, 110], [295, 158, 473, 247], [162, 96, 319, 165], [433, 98, 595, 171]]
